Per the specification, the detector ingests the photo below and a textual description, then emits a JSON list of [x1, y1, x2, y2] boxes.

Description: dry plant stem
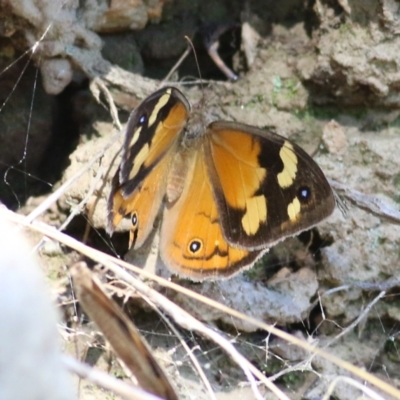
[[162, 46, 192, 83], [24, 129, 122, 224], [270, 292, 386, 384], [66, 162, 104, 235], [322, 291, 386, 350], [307, 286, 350, 315], [206, 41, 238, 80], [90, 77, 122, 130], [329, 179, 400, 224], [171, 79, 215, 86], [26, 72, 122, 226], [81, 163, 107, 244], [107, 272, 266, 400], [4, 209, 283, 400], [353, 279, 400, 291], [140, 295, 217, 400], [62, 355, 164, 400], [71, 262, 178, 400], [323, 376, 386, 400], [66, 45, 158, 106], [2, 209, 400, 400]]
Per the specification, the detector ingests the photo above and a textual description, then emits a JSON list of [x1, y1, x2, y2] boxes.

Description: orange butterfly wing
[[206, 121, 335, 250], [109, 152, 173, 248], [160, 146, 262, 280], [108, 87, 190, 248]]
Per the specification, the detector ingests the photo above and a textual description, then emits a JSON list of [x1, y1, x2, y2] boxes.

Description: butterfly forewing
[[119, 87, 190, 197], [107, 87, 190, 248], [206, 121, 335, 250]]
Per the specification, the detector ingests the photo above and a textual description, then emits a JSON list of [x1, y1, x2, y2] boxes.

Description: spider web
[[1, 1, 400, 399]]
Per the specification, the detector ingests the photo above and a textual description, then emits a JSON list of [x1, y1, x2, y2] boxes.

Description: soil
[[1, 0, 400, 399]]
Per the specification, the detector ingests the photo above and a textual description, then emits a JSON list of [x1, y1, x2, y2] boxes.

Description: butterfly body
[[108, 87, 335, 280]]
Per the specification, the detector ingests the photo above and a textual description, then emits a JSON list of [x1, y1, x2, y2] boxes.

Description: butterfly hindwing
[[108, 152, 173, 248], [206, 121, 335, 250], [160, 145, 262, 280]]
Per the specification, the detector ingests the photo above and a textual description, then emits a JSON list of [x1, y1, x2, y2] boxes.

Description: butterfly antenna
[[162, 45, 192, 84], [184, 35, 204, 94]]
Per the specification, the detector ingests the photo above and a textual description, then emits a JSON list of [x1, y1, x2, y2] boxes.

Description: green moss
[[384, 337, 400, 363], [260, 357, 284, 375], [297, 105, 367, 122], [242, 93, 265, 108], [271, 76, 302, 107], [281, 370, 305, 388], [339, 21, 355, 37], [243, 251, 282, 281], [47, 268, 60, 282], [393, 172, 400, 189], [260, 358, 305, 389]]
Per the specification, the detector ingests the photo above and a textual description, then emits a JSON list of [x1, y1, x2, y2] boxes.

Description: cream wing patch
[[129, 127, 142, 148], [287, 197, 301, 221], [241, 195, 267, 235], [129, 143, 149, 180], [277, 141, 298, 188], [126, 88, 173, 181], [148, 89, 172, 127]]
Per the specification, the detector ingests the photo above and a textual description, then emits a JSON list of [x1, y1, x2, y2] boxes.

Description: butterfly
[[107, 86, 335, 280]]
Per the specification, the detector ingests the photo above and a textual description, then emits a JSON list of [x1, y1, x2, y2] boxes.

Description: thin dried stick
[[90, 77, 122, 130], [138, 294, 217, 400], [62, 355, 164, 400], [322, 291, 386, 350], [3, 207, 285, 400], [70, 262, 178, 400], [329, 179, 400, 224], [2, 207, 400, 400], [24, 130, 122, 224], [323, 376, 386, 400], [162, 46, 192, 83]]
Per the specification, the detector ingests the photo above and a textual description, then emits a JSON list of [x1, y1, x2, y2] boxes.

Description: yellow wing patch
[[127, 101, 188, 182], [148, 89, 172, 127], [287, 197, 301, 221], [277, 141, 298, 188], [209, 130, 268, 236], [241, 195, 267, 236], [129, 143, 149, 180], [129, 126, 142, 148]]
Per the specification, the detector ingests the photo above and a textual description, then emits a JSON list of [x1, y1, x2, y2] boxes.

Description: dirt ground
[[1, 0, 400, 399]]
